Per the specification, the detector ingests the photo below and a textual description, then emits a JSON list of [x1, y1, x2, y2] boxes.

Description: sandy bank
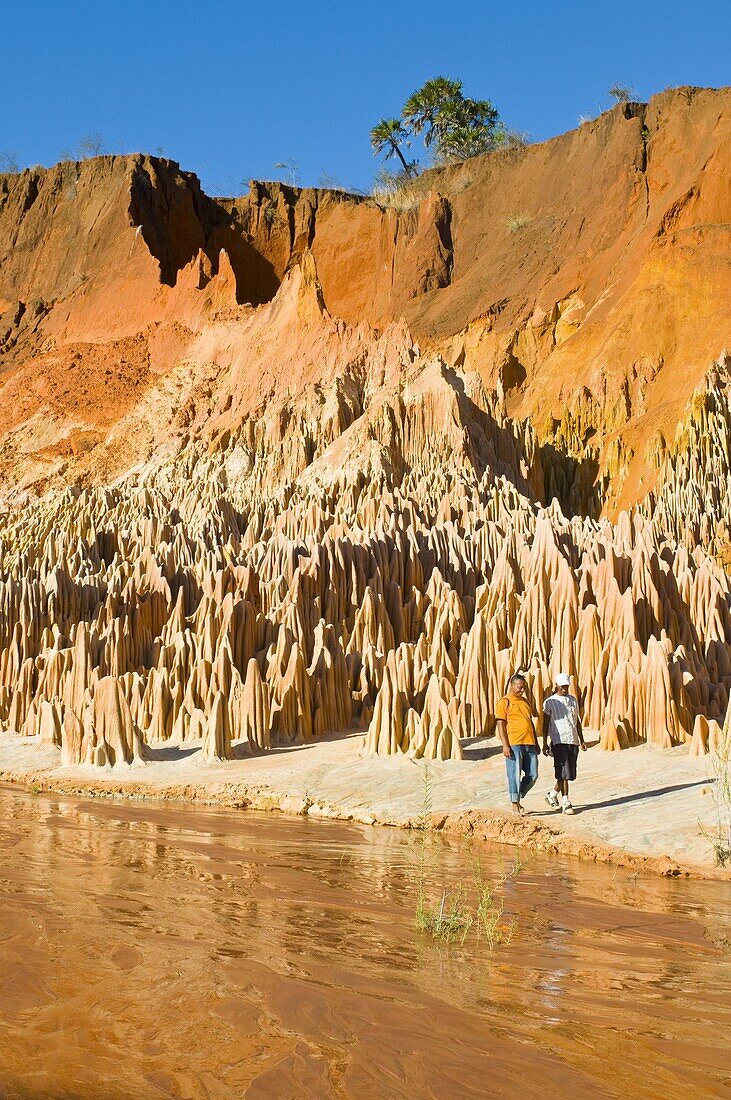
[[0, 731, 726, 879]]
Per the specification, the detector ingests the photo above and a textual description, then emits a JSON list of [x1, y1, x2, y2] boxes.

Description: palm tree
[[402, 77, 463, 146], [370, 118, 415, 175], [371, 78, 507, 176], [430, 96, 501, 162], [403, 77, 501, 163]]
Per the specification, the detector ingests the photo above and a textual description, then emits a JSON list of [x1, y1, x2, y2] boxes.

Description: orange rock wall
[[0, 87, 729, 768]]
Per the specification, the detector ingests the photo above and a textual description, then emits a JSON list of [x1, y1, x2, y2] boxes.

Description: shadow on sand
[[460, 737, 505, 761], [143, 728, 365, 764], [577, 779, 708, 813]]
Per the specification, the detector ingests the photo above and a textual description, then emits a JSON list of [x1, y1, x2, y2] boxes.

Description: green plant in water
[[700, 726, 731, 866], [413, 762, 433, 919], [417, 759, 433, 827], [413, 764, 521, 947], [471, 854, 520, 948], [416, 883, 474, 944], [413, 764, 471, 943], [475, 881, 504, 948]]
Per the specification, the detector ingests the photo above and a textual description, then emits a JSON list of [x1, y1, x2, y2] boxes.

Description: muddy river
[[0, 785, 729, 1099]]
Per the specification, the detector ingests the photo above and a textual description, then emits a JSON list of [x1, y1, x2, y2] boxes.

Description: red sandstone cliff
[[0, 85, 729, 515], [0, 87, 729, 773]]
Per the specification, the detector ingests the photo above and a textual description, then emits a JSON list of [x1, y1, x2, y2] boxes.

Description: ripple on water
[[0, 784, 729, 1099]]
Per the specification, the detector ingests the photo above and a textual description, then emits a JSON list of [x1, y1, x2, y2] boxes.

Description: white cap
[[555, 672, 571, 687]]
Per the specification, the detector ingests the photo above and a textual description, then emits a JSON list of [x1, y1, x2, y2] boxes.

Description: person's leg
[[504, 747, 521, 808], [520, 745, 539, 800], [546, 745, 560, 807], [558, 748, 576, 811], [552, 746, 565, 798], [563, 748, 579, 805]]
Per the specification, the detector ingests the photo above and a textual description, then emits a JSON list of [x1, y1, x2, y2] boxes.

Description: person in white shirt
[[541, 672, 586, 814]]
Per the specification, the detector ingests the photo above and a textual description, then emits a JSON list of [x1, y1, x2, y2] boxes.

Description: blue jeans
[[505, 745, 539, 804]]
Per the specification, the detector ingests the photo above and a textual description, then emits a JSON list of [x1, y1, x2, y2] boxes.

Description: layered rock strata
[[0, 88, 729, 767]]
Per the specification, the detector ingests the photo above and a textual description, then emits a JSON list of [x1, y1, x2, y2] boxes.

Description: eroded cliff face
[[0, 87, 729, 767], [1, 87, 729, 514]]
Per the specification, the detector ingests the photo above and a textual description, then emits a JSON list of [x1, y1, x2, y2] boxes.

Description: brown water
[[0, 787, 729, 1100]]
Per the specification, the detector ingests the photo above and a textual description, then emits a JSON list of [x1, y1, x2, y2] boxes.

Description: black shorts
[[552, 743, 579, 781]]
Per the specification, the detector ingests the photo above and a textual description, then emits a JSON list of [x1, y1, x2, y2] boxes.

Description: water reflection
[[0, 784, 729, 1099]]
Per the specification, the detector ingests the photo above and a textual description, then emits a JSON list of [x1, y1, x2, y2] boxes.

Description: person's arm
[[577, 713, 587, 750], [541, 710, 551, 755], [495, 699, 512, 757], [496, 719, 512, 758]]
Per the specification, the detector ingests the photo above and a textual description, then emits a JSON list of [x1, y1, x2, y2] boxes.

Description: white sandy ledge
[[0, 731, 727, 879]]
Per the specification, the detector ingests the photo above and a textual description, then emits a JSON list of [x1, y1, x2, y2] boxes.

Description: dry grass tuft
[[506, 211, 532, 233]]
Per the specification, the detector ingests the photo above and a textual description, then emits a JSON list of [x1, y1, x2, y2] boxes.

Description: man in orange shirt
[[495, 673, 539, 815]]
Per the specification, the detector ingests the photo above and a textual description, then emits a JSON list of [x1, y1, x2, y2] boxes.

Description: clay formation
[[0, 88, 729, 767]]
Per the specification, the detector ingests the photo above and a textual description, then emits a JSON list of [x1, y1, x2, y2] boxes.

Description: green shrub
[[701, 728, 731, 866], [412, 765, 522, 947], [263, 201, 281, 227]]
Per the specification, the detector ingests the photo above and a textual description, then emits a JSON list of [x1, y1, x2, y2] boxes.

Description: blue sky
[[4, 0, 729, 195]]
